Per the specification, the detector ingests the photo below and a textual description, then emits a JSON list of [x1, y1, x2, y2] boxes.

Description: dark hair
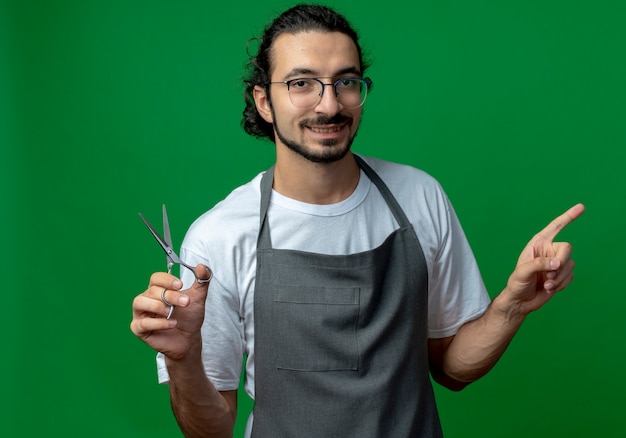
[[241, 4, 369, 141]]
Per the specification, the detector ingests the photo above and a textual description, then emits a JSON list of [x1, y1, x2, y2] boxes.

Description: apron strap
[[353, 155, 412, 228], [257, 166, 275, 250]]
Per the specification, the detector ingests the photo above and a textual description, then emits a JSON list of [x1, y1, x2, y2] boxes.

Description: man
[[130, 4, 584, 437]]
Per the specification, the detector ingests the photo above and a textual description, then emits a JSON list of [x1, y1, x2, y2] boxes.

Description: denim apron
[[251, 155, 442, 437]]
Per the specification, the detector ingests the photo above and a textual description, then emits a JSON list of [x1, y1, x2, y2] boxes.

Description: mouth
[[309, 125, 343, 134], [301, 114, 353, 141]]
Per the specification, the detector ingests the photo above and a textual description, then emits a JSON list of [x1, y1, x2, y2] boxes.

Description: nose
[[314, 83, 342, 115]]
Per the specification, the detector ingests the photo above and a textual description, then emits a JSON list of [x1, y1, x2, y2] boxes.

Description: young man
[[131, 5, 584, 437]]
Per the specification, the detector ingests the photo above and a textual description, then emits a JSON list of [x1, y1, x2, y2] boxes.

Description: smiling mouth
[[303, 114, 352, 134], [310, 125, 342, 133]]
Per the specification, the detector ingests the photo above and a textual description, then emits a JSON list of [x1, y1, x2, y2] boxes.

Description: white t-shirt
[[157, 156, 490, 401]]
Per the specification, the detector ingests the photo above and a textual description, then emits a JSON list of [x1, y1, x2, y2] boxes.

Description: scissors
[[139, 205, 212, 319]]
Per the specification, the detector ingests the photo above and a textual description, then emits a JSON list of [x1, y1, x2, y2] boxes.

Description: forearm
[[440, 290, 527, 385], [165, 341, 236, 438]]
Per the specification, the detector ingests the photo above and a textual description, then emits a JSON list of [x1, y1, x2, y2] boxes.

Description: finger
[[545, 269, 574, 294], [130, 313, 176, 338], [133, 291, 180, 321], [536, 203, 585, 242], [149, 271, 183, 291], [553, 241, 573, 264], [131, 295, 177, 335], [557, 270, 574, 292], [154, 285, 190, 308], [133, 294, 166, 317], [545, 259, 575, 292], [514, 256, 561, 284], [545, 242, 573, 279]]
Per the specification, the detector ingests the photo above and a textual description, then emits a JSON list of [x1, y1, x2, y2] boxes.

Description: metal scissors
[[139, 205, 212, 319]]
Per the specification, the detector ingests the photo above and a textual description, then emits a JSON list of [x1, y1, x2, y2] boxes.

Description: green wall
[[3, 0, 625, 436]]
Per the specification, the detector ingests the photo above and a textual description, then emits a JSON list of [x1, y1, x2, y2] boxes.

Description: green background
[[2, 0, 625, 436]]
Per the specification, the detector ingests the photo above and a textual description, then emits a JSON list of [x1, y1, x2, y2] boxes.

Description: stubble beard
[[272, 110, 357, 164]]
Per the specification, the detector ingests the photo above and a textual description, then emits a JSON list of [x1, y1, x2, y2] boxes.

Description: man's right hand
[[130, 264, 211, 360]]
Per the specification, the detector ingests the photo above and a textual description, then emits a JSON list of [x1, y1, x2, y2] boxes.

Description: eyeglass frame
[[267, 77, 373, 109]]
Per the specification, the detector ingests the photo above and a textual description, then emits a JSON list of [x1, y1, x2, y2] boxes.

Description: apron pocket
[[273, 285, 360, 372]]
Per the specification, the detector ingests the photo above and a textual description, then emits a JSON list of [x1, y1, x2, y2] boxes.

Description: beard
[[272, 110, 358, 164]]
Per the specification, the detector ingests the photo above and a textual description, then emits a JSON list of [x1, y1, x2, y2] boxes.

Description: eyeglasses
[[269, 77, 373, 109]]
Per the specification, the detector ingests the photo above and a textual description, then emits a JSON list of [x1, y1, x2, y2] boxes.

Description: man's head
[[241, 4, 370, 163]]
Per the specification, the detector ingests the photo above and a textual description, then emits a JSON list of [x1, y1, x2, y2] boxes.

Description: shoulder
[[358, 155, 456, 254], [182, 172, 265, 256], [358, 155, 443, 191], [358, 155, 448, 207]]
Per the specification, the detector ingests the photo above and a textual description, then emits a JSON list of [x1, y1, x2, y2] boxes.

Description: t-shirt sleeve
[[426, 193, 491, 338]]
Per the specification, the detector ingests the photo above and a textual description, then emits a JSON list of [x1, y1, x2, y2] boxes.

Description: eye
[[289, 79, 314, 90], [336, 78, 359, 89]]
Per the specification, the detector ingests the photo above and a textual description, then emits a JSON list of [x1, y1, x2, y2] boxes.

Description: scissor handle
[[180, 261, 213, 284]]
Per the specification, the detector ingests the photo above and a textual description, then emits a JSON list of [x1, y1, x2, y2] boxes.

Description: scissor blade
[[139, 212, 183, 265], [162, 204, 175, 271], [162, 204, 172, 247]]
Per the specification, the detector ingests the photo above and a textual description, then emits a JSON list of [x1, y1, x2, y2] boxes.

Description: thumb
[[181, 264, 211, 304], [193, 264, 213, 287], [514, 256, 560, 283]]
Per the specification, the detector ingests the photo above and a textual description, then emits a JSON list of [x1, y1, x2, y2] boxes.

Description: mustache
[[300, 114, 353, 127]]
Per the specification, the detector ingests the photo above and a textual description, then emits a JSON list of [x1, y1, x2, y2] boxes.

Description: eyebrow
[[282, 66, 362, 80]]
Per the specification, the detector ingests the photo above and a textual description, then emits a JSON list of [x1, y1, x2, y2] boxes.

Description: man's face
[[258, 31, 364, 164]]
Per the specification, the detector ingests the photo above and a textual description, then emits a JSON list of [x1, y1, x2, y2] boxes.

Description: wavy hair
[[241, 4, 369, 142]]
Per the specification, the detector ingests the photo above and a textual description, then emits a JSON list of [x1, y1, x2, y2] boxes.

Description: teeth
[[311, 126, 341, 133]]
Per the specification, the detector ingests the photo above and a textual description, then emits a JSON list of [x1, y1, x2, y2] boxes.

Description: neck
[[273, 150, 360, 205]]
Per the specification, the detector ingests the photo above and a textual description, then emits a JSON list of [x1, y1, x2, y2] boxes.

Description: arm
[[429, 203, 585, 391], [166, 345, 237, 438], [130, 265, 237, 437]]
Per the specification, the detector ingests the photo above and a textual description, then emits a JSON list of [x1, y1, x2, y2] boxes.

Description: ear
[[253, 85, 273, 123]]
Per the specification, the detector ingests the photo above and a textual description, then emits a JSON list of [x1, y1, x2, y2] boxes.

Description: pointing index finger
[[537, 203, 585, 241]]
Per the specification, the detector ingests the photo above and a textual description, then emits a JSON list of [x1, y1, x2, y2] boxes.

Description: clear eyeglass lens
[[288, 78, 368, 108]]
